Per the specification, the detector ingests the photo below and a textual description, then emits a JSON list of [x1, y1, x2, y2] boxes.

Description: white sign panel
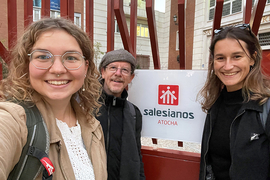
[[128, 70, 207, 143]]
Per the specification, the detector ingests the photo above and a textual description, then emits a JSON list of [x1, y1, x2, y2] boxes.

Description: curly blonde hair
[[0, 18, 101, 119]]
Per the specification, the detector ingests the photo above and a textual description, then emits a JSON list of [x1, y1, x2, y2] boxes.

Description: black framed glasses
[[214, 24, 251, 36], [28, 50, 85, 70]]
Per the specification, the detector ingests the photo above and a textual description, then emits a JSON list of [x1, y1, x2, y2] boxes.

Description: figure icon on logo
[[158, 85, 179, 105]]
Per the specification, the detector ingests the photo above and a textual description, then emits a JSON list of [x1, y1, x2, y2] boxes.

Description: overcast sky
[[155, 0, 165, 12]]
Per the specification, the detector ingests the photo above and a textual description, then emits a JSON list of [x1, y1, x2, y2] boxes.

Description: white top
[[56, 118, 95, 180]]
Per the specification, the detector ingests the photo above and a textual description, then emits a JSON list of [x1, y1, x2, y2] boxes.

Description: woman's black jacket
[[199, 96, 270, 180]]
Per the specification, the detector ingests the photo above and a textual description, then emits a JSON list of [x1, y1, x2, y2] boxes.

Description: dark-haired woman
[[198, 24, 270, 180]]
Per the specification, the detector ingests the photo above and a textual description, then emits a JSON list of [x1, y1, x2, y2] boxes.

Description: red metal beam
[[0, 0, 14, 62], [41, 0, 50, 18], [8, 0, 17, 50], [130, 0, 137, 58], [68, 0, 74, 22], [0, 63, 2, 80], [250, 0, 267, 35], [0, 42, 6, 80], [24, 0, 33, 28], [60, 0, 74, 21], [178, 0, 185, 70], [114, 0, 134, 56], [7, 0, 17, 65], [243, 0, 252, 24], [0, 42, 9, 63], [107, 0, 115, 52], [146, 0, 160, 69], [86, 0, 94, 44], [212, 0, 224, 38], [61, 0, 68, 18]]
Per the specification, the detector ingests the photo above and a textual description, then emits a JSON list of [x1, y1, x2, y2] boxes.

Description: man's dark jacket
[[96, 89, 145, 180], [200, 95, 270, 180]]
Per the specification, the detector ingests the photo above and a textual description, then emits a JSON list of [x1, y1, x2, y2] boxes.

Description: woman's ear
[[85, 60, 89, 73], [253, 51, 257, 59], [250, 51, 257, 66]]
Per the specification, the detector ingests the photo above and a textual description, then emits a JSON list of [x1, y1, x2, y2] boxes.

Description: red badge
[[40, 157, 55, 176], [158, 85, 179, 105]]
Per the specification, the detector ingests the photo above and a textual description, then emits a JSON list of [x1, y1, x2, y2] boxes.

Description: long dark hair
[[198, 25, 270, 112]]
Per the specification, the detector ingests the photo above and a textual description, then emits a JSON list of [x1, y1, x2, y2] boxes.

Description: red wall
[[141, 146, 200, 180], [262, 50, 270, 76]]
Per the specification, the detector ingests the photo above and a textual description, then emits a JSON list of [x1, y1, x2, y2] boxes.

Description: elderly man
[[97, 49, 145, 180]]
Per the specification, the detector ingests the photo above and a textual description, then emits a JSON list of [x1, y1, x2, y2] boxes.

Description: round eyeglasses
[[28, 50, 85, 70], [106, 65, 131, 76]]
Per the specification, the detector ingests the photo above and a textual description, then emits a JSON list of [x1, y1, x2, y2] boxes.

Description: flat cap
[[99, 49, 136, 72]]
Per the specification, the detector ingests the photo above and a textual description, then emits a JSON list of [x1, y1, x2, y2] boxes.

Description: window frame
[[33, 7, 41, 22], [74, 13, 82, 28], [115, 20, 120, 33], [259, 31, 270, 50], [137, 23, 149, 38], [208, 0, 243, 20], [50, 10, 60, 19]]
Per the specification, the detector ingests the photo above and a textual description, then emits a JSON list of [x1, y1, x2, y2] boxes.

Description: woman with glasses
[[0, 18, 107, 180], [198, 24, 270, 180]]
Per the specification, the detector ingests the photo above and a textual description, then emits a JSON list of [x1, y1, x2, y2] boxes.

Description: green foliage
[[125, 0, 145, 9], [93, 41, 104, 65], [0, 40, 9, 79], [0, 57, 8, 79], [138, 0, 146, 9]]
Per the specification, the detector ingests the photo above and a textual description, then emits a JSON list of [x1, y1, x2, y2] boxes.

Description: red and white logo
[[41, 157, 55, 176], [158, 85, 179, 105]]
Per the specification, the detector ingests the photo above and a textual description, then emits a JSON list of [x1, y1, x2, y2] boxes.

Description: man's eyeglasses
[[28, 50, 85, 70], [106, 65, 131, 75], [214, 24, 251, 36]]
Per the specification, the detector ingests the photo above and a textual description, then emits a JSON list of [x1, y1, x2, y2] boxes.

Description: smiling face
[[213, 38, 255, 92], [29, 29, 88, 103], [101, 61, 134, 97]]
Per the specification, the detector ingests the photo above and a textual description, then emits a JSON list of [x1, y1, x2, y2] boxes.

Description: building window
[[33, 0, 41, 21], [33, 0, 41, 7], [50, 11, 60, 19], [33, 0, 60, 21], [137, 24, 149, 37], [259, 32, 270, 46], [33, 8, 41, 21], [74, 13, 81, 28], [209, 0, 242, 20], [115, 20, 120, 33]]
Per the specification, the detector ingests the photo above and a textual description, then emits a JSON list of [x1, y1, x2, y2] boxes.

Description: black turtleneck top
[[209, 87, 244, 180]]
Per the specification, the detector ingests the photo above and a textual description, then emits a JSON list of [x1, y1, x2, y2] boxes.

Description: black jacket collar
[[102, 89, 128, 107]]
